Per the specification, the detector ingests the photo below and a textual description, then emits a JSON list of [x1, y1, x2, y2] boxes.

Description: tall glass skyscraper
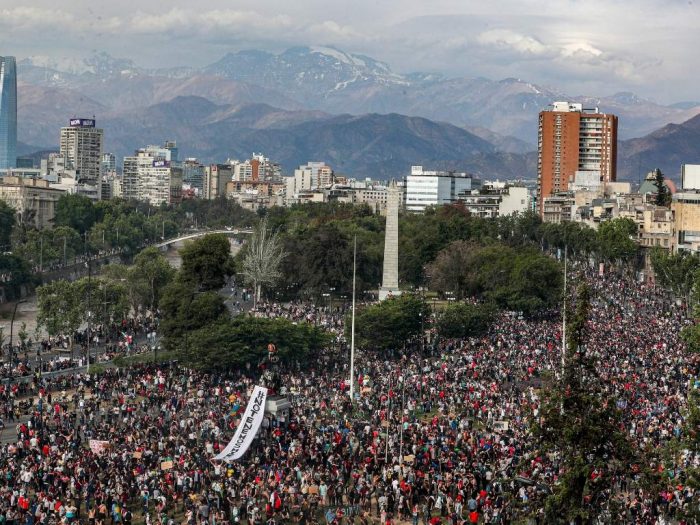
[[0, 56, 17, 171]]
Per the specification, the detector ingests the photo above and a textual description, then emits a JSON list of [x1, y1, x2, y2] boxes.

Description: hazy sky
[[0, 0, 697, 103]]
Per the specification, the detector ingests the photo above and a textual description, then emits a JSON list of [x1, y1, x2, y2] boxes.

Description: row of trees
[[428, 241, 563, 315], [351, 295, 497, 351], [36, 247, 176, 350], [155, 233, 329, 369], [1, 194, 256, 302], [250, 203, 640, 304], [34, 231, 329, 370]]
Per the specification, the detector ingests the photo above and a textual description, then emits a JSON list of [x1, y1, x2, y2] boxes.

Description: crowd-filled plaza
[[0, 269, 696, 525]]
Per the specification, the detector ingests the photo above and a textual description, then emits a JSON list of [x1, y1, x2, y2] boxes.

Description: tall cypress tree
[[533, 284, 638, 524]]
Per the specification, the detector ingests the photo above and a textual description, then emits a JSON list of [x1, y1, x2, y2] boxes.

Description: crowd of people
[[0, 270, 696, 525], [0, 316, 159, 381]]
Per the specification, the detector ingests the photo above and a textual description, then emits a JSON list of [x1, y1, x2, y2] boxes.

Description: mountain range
[[15, 47, 700, 181], [618, 113, 700, 182]]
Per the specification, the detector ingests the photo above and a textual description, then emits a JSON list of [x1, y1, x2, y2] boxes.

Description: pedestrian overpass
[[153, 228, 254, 249]]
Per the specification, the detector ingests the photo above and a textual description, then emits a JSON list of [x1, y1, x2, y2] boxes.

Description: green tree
[[17, 322, 29, 350], [179, 234, 234, 291], [185, 316, 330, 371], [429, 243, 562, 316], [0, 199, 15, 250], [596, 217, 639, 266], [51, 226, 83, 265], [534, 284, 637, 523], [54, 194, 97, 234], [101, 263, 143, 314], [130, 247, 176, 314], [650, 247, 700, 305], [682, 389, 700, 499], [36, 279, 83, 351], [436, 302, 495, 339], [0, 254, 33, 301], [72, 276, 130, 328], [426, 240, 478, 299], [499, 249, 563, 314], [159, 278, 228, 350], [652, 168, 672, 207], [352, 294, 430, 352]]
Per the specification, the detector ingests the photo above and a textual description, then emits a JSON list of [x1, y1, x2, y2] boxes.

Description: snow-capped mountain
[[13, 46, 700, 179]]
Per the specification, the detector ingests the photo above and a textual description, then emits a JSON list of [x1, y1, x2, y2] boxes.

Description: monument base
[[378, 287, 402, 301]]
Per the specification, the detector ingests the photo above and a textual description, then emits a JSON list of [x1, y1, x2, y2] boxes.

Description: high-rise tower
[[60, 118, 103, 184], [0, 56, 17, 171], [537, 101, 617, 213]]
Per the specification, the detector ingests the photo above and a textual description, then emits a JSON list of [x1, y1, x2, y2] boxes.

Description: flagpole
[[349, 235, 357, 402]]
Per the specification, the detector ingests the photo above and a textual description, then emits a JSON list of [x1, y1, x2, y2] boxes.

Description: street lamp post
[[85, 259, 92, 373]]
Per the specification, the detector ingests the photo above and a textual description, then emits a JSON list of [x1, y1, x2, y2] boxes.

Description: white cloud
[[126, 8, 293, 34], [0, 7, 80, 28], [1, 0, 698, 101], [306, 20, 368, 41], [477, 29, 550, 56]]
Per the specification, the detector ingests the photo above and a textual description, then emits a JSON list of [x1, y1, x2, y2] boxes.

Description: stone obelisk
[[379, 180, 401, 301]]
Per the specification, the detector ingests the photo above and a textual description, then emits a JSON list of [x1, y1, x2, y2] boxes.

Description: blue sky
[[0, 0, 697, 103]]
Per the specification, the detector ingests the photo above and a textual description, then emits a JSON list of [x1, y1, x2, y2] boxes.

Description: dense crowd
[[0, 271, 696, 525], [1, 317, 158, 380]]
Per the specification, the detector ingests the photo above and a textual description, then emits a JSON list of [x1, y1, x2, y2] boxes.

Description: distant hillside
[[18, 48, 700, 147], [96, 97, 531, 179], [618, 113, 700, 183], [23, 95, 534, 179]]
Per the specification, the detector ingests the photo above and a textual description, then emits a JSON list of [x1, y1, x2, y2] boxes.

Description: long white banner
[[215, 385, 268, 461]]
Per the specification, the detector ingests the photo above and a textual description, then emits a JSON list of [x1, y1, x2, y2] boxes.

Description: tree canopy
[[54, 194, 98, 234], [429, 242, 563, 316], [597, 217, 638, 265], [159, 278, 228, 351], [0, 200, 15, 249], [184, 316, 330, 371], [180, 234, 235, 291], [130, 247, 176, 314], [436, 302, 495, 339], [650, 247, 700, 303], [351, 294, 430, 352]]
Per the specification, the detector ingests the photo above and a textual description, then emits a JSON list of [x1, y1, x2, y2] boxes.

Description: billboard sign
[[69, 118, 96, 128], [153, 160, 170, 168]]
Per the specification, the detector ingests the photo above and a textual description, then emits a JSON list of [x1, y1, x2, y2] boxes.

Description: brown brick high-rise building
[[537, 102, 618, 214]]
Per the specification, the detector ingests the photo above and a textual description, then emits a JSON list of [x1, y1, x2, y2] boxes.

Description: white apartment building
[[283, 161, 334, 204], [406, 166, 481, 212], [59, 118, 103, 186], [459, 186, 530, 219], [229, 153, 282, 182], [122, 146, 182, 205]]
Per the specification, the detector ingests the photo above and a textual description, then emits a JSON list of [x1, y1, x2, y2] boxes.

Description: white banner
[[215, 385, 268, 461]]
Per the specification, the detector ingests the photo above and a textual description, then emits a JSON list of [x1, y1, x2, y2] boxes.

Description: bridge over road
[[153, 228, 253, 248]]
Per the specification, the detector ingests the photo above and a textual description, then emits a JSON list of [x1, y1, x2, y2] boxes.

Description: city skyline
[[1, 0, 699, 104]]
